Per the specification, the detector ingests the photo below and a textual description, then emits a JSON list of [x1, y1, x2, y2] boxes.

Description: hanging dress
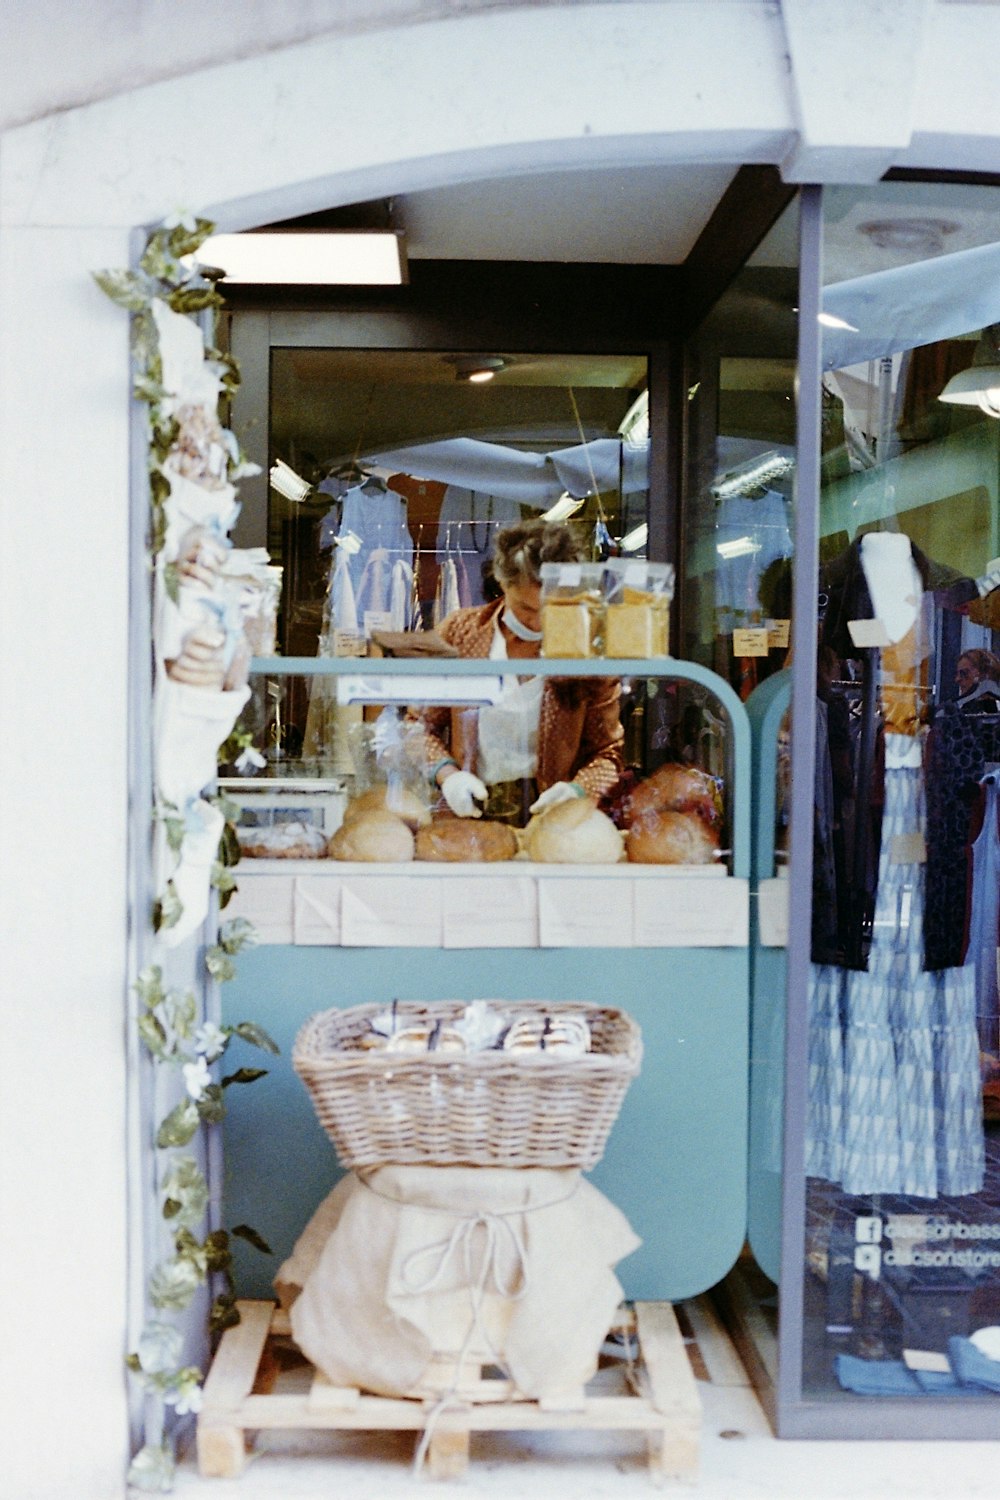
[[806, 576, 984, 1199]]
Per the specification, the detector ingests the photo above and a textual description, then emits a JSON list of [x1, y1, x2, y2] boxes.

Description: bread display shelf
[[225, 864, 749, 948]]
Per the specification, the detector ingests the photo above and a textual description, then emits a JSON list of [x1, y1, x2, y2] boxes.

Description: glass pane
[[224, 669, 735, 872], [266, 350, 649, 658], [802, 180, 1000, 1403], [682, 198, 799, 700]]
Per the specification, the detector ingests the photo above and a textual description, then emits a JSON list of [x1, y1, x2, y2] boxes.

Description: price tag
[[848, 618, 891, 649], [767, 618, 791, 649], [890, 831, 927, 864], [332, 629, 365, 657], [733, 627, 770, 658], [363, 610, 392, 638]]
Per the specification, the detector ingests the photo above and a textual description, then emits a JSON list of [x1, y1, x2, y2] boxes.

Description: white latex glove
[[440, 769, 488, 819], [529, 781, 585, 814]]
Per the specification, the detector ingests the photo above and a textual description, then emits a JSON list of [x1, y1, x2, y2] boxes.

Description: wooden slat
[[226, 1390, 671, 1431], [682, 1295, 751, 1388], [634, 1303, 701, 1425], [307, 1371, 361, 1411], [200, 1301, 275, 1410]]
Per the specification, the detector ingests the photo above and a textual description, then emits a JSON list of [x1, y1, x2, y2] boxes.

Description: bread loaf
[[328, 810, 415, 862], [237, 821, 328, 859], [522, 795, 623, 864], [625, 763, 721, 831], [414, 818, 518, 863], [342, 784, 430, 831], [626, 808, 719, 865]]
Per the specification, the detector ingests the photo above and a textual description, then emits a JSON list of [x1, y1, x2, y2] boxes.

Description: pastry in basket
[[237, 820, 328, 859], [386, 1021, 467, 1054], [521, 794, 623, 864], [342, 783, 431, 831], [414, 817, 519, 862], [328, 809, 415, 862], [502, 1013, 591, 1055]]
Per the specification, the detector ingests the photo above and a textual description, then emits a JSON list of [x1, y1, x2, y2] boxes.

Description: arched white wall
[[3, 4, 1000, 1495]]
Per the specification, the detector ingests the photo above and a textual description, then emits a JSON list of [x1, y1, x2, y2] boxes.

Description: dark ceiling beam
[[677, 164, 796, 337]]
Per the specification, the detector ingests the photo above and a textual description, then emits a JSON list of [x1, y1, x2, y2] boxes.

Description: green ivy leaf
[[173, 1228, 210, 1278], [149, 468, 171, 507], [219, 820, 242, 868], [150, 498, 168, 559], [152, 880, 183, 932], [161, 1156, 209, 1228], [168, 218, 216, 259], [92, 267, 156, 311], [218, 916, 258, 956], [133, 372, 170, 404], [210, 860, 238, 896], [233, 1021, 279, 1055], [164, 812, 185, 853], [137, 1011, 170, 1062], [168, 286, 223, 314], [221, 1067, 268, 1089], [136, 1320, 184, 1375], [231, 1223, 273, 1255], [209, 1293, 241, 1335], [208, 789, 241, 824], [156, 1098, 199, 1149], [195, 1084, 226, 1125], [149, 1255, 201, 1310], [163, 988, 196, 1041], [204, 1229, 233, 1273], [135, 966, 165, 1009], [205, 946, 237, 984], [127, 1442, 175, 1493]]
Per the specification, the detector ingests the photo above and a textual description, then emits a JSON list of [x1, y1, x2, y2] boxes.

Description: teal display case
[[221, 656, 754, 1302]]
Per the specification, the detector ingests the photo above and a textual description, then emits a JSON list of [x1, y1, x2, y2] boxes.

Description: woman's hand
[[439, 767, 488, 818], [529, 781, 585, 814]]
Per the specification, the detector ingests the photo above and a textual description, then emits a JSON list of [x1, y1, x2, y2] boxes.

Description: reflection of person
[[413, 520, 623, 825], [955, 648, 1000, 711]]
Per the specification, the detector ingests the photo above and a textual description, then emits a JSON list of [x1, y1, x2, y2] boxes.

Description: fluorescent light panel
[[197, 231, 407, 285]]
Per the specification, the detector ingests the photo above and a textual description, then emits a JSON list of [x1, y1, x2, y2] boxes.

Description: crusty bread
[[342, 784, 431, 831], [328, 809, 415, 862], [624, 763, 721, 830], [626, 808, 719, 864], [414, 818, 518, 863], [522, 795, 623, 864]]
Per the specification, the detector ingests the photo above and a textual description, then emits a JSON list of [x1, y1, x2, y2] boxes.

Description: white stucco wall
[[3, 3, 1000, 1496]]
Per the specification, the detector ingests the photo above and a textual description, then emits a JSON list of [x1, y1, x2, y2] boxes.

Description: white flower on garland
[[182, 1056, 212, 1100], [194, 1022, 228, 1063], [165, 1373, 203, 1416]]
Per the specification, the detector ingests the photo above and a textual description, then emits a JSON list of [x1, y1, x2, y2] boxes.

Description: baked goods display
[[414, 818, 519, 863], [237, 821, 328, 859], [603, 560, 674, 658], [328, 809, 415, 862], [521, 795, 624, 864]]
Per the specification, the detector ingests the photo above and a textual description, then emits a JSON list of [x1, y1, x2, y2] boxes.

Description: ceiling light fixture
[[939, 324, 1000, 418], [619, 522, 648, 554], [448, 356, 507, 384], [540, 492, 587, 523], [192, 231, 407, 285], [269, 459, 311, 502], [858, 218, 959, 257]]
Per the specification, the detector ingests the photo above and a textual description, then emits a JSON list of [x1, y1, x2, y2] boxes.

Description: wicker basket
[[292, 1000, 642, 1170]]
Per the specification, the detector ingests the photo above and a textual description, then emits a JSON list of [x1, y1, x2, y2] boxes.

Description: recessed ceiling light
[[446, 355, 508, 384], [857, 218, 959, 256]]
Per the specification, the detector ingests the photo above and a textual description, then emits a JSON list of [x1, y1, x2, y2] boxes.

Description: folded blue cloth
[[949, 1337, 1000, 1393]]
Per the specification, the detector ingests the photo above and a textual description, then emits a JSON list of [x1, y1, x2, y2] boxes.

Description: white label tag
[[363, 609, 392, 638], [767, 618, 791, 649], [848, 618, 891, 649], [332, 629, 366, 657]]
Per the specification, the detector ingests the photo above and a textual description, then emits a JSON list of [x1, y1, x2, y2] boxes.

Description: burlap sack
[[275, 1164, 640, 1399]]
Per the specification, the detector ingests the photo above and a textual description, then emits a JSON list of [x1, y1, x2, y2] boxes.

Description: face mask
[[502, 606, 543, 643]]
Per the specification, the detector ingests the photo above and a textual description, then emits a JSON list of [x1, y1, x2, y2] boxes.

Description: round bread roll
[[522, 795, 624, 864], [625, 763, 721, 829], [626, 808, 719, 865], [328, 809, 414, 862], [414, 818, 518, 863], [342, 783, 430, 831]]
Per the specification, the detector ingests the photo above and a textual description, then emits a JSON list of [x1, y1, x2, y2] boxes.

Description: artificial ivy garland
[[95, 216, 275, 1493]]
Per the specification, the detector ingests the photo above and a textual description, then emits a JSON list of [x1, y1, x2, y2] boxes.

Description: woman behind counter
[[413, 520, 623, 825]]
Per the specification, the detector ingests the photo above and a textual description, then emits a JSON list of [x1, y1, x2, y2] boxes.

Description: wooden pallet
[[196, 1299, 700, 1484]]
